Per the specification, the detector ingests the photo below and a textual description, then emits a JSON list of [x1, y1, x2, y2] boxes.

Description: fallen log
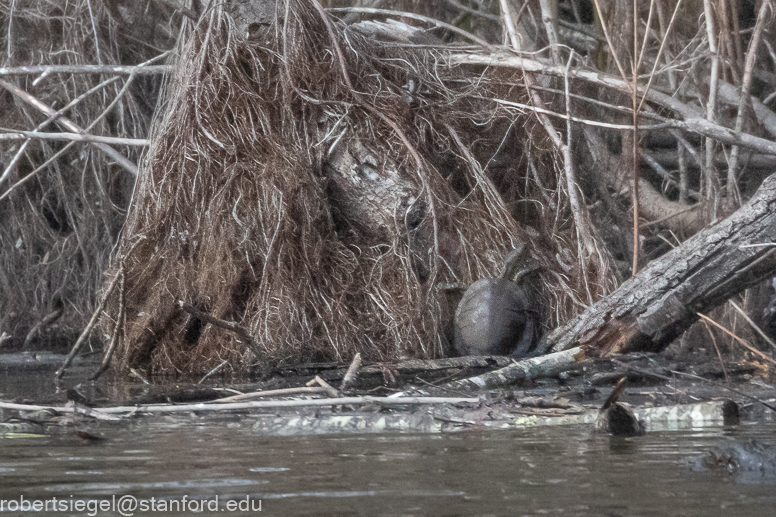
[[396, 346, 585, 395], [546, 172, 776, 357]]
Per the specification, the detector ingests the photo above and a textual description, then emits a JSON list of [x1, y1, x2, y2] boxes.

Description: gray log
[[548, 172, 776, 356]]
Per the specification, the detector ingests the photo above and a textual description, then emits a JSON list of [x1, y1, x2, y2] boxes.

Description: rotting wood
[[546, 172, 776, 357]]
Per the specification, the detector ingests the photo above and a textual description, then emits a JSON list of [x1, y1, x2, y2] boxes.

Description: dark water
[[1, 357, 775, 516]]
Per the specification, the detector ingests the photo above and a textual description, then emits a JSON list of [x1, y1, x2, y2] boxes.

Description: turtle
[[453, 244, 542, 358]]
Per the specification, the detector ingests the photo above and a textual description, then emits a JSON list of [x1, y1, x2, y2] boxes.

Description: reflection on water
[[1, 362, 775, 516]]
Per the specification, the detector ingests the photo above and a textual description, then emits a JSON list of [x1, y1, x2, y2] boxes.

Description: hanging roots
[[103, 0, 612, 376]]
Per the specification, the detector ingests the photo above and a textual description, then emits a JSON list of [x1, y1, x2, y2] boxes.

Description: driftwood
[[546, 172, 776, 357], [0, 396, 479, 416], [399, 346, 584, 395]]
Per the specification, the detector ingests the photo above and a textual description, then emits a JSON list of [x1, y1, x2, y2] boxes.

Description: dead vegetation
[[103, 1, 604, 375], [0, 0, 177, 351], [1, 0, 775, 379]]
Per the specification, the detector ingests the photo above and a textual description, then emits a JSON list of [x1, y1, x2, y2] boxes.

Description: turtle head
[[501, 243, 542, 283]]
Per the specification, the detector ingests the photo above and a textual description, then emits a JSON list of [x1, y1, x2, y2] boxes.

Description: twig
[[55, 265, 123, 381], [0, 130, 149, 146], [491, 97, 672, 130], [591, 0, 630, 86], [341, 352, 362, 391], [197, 360, 228, 385], [0, 79, 138, 175], [728, 299, 776, 353], [67, 402, 123, 422], [129, 368, 150, 384], [0, 64, 173, 76], [538, 0, 560, 64], [701, 319, 730, 388], [443, 0, 500, 22], [22, 306, 63, 350], [90, 267, 125, 381], [696, 311, 776, 366], [400, 347, 585, 396], [448, 52, 776, 156], [702, 0, 721, 200], [717, 80, 776, 139], [0, 396, 480, 415], [214, 387, 334, 403], [0, 50, 169, 199], [500, 0, 599, 264], [309, 375, 340, 397], [630, 0, 641, 275], [445, 124, 515, 233], [0, 75, 122, 189], [726, 0, 773, 207], [641, 204, 698, 229], [636, 0, 683, 114], [326, 7, 491, 48], [177, 300, 256, 347]]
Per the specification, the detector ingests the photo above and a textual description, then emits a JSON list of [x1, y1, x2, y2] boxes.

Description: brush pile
[[6, 0, 774, 378], [102, 1, 605, 375]]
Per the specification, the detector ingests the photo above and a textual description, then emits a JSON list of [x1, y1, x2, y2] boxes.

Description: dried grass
[[0, 0, 173, 349], [103, 1, 608, 376]]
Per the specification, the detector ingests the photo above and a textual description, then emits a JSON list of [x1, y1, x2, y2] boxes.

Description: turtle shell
[[453, 277, 539, 358]]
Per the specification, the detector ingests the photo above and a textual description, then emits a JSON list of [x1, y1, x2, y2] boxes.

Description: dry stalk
[[55, 264, 124, 381], [696, 311, 776, 366], [726, 0, 773, 208], [90, 266, 125, 381], [728, 299, 776, 353], [702, 0, 720, 201], [0, 79, 138, 175], [0, 64, 172, 76], [701, 318, 730, 388]]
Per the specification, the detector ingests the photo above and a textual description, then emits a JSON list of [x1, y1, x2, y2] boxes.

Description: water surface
[[1, 357, 775, 516]]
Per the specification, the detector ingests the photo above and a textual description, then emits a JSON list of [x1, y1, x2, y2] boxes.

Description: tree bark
[[547, 172, 776, 356]]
